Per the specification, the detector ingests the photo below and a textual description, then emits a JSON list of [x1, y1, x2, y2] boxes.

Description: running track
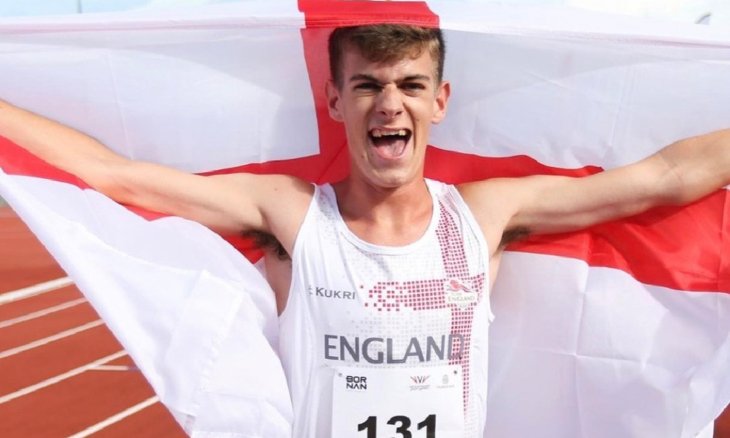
[[0, 206, 185, 437], [1, 205, 728, 437]]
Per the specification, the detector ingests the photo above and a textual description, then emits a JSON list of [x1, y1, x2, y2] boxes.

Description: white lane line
[[0, 277, 74, 305], [91, 365, 138, 372], [0, 350, 126, 405], [0, 320, 103, 359], [0, 298, 87, 329], [67, 396, 160, 438]]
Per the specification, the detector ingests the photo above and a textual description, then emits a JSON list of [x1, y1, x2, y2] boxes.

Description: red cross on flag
[[0, 1, 728, 437]]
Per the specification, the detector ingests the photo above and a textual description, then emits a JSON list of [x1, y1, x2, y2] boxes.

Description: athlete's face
[[326, 47, 450, 189]]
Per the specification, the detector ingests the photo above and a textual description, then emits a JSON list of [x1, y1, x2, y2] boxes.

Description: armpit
[[500, 226, 530, 248], [243, 230, 290, 261]]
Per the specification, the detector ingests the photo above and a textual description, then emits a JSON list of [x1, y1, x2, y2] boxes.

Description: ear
[[325, 80, 343, 122], [431, 80, 451, 124]]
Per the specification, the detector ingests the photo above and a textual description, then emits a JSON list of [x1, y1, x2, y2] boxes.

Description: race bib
[[332, 365, 464, 438]]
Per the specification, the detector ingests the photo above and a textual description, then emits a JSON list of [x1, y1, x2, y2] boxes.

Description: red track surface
[[1, 204, 728, 437]]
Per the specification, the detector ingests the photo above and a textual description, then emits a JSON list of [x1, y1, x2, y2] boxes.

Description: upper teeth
[[372, 129, 408, 138]]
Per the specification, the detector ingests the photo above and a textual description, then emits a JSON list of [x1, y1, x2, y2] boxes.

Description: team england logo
[[444, 278, 477, 308]]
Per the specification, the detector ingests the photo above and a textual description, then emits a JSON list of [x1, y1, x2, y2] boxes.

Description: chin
[[367, 169, 419, 189]]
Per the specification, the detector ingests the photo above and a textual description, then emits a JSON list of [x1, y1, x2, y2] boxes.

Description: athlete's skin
[[1, 44, 729, 315]]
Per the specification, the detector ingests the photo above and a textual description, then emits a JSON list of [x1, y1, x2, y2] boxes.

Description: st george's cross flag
[[0, 1, 729, 437]]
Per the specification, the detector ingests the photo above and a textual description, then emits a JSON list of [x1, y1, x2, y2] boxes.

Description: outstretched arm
[[460, 130, 730, 254], [0, 99, 312, 252]]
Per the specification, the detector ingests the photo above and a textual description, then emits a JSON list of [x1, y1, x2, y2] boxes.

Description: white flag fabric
[[0, 1, 729, 437]]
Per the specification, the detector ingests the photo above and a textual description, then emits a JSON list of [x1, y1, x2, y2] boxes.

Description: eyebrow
[[348, 73, 432, 84]]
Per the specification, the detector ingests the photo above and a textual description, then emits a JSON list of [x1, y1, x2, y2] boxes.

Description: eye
[[354, 82, 382, 92], [401, 82, 426, 92]]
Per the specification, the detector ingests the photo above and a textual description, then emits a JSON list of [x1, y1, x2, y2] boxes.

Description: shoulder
[[456, 178, 520, 215], [211, 172, 315, 249], [456, 176, 554, 215], [455, 178, 530, 253], [257, 174, 315, 253]]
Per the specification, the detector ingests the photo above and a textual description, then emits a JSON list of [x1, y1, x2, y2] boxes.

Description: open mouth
[[369, 128, 412, 160]]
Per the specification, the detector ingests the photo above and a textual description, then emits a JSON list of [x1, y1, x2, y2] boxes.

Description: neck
[[333, 176, 433, 246]]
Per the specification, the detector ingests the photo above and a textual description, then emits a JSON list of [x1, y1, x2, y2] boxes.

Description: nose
[[376, 84, 404, 119]]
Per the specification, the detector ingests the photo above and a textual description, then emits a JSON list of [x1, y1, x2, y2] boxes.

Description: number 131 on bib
[[332, 365, 465, 437]]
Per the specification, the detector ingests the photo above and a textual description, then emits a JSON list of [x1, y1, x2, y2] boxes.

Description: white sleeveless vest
[[279, 179, 492, 437]]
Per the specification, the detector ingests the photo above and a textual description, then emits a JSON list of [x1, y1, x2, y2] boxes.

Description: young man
[[1, 24, 728, 437]]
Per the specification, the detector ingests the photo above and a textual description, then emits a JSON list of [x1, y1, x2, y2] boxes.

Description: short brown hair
[[328, 24, 445, 88]]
